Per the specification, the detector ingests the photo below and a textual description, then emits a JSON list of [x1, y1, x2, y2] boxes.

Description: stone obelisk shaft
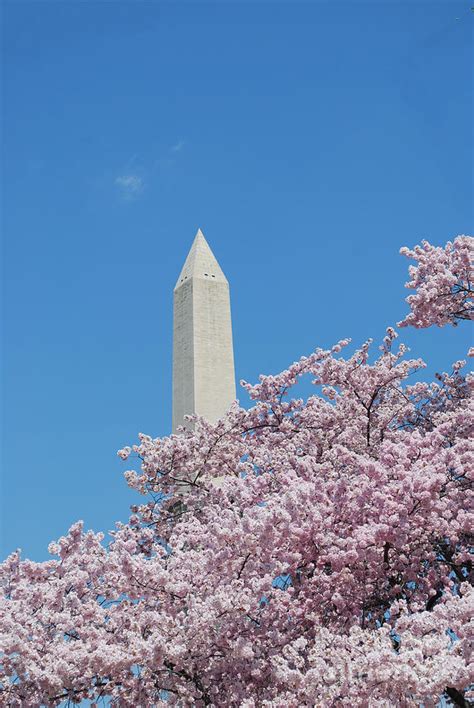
[[172, 229, 236, 433]]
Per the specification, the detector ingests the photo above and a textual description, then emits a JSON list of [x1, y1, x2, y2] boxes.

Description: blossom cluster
[[1, 238, 473, 706], [398, 236, 473, 328]]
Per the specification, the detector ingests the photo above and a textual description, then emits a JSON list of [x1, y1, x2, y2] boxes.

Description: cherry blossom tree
[[1, 238, 473, 707], [398, 236, 473, 329]]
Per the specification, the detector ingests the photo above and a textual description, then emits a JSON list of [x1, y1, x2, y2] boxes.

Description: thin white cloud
[[170, 140, 184, 153], [115, 174, 144, 199]]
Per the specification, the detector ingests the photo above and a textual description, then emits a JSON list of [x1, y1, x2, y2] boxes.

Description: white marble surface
[[172, 229, 236, 433]]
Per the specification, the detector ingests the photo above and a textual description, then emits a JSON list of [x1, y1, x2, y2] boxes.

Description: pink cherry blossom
[[398, 235, 473, 328], [1, 238, 473, 706]]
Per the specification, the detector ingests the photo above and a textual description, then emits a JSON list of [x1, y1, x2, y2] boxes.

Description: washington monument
[[172, 229, 236, 433]]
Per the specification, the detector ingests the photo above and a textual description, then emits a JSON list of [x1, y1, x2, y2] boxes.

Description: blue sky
[[2, 1, 472, 561]]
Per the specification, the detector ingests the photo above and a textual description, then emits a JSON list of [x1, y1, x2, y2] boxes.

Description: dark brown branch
[[425, 589, 443, 611], [445, 686, 470, 707], [237, 552, 251, 580]]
